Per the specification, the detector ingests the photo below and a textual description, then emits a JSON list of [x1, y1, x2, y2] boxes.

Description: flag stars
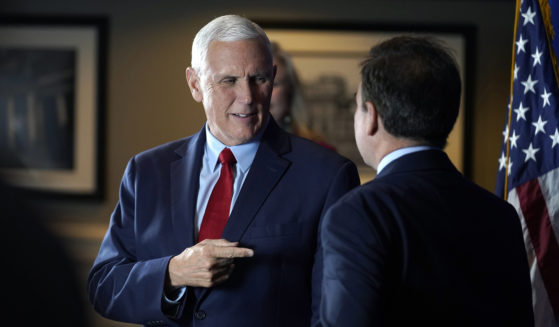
[[498, 1, 559, 201], [532, 115, 548, 135], [550, 128, 559, 148], [514, 102, 529, 121], [531, 47, 543, 66], [541, 87, 552, 107], [522, 143, 540, 162], [509, 130, 520, 148], [522, 6, 536, 26], [516, 34, 528, 54], [499, 152, 507, 170], [521, 74, 538, 94]]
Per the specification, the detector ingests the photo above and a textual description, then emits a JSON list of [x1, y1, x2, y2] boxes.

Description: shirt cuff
[[162, 287, 186, 318], [164, 286, 186, 303]]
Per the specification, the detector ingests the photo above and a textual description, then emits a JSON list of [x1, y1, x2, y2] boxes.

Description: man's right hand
[[167, 239, 254, 288]]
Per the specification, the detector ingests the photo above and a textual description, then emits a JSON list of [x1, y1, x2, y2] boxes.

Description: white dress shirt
[[195, 122, 264, 237], [163, 120, 267, 305]]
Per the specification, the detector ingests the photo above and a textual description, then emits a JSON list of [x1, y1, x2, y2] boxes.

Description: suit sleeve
[[319, 195, 392, 327], [311, 160, 360, 325], [87, 157, 177, 324]]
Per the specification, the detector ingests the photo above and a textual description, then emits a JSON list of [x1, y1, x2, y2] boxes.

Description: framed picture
[[260, 21, 475, 182], [0, 16, 107, 198]]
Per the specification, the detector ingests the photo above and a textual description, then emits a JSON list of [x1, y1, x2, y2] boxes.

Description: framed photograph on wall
[[260, 21, 475, 183], [0, 16, 107, 199]]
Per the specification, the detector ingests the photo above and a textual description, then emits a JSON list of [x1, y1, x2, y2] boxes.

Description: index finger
[[212, 246, 254, 259]]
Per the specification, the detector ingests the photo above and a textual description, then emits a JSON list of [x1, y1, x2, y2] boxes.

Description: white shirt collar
[[204, 118, 269, 173], [376, 146, 440, 174]]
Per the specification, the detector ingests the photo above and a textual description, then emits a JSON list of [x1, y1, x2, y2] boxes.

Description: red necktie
[[198, 148, 237, 242]]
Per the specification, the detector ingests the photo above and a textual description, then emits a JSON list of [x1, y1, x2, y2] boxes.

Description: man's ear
[[186, 67, 203, 102], [365, 101, 378, 136]]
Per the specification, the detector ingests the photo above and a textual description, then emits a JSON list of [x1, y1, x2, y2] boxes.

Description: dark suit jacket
[[88, 119, 360, 327], [320, 150, 534, 327]]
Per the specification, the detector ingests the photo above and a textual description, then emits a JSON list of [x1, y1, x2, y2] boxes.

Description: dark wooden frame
[[0, 16, 108, 199]]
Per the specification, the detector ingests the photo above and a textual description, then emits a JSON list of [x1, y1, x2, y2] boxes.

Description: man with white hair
[[88, 14, 359, 326]]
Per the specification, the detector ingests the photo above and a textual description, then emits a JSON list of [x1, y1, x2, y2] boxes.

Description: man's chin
[[223, 130, 261, 146]]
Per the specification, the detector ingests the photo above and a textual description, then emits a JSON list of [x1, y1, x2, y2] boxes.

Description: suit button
[[194, 310, 206, 320]]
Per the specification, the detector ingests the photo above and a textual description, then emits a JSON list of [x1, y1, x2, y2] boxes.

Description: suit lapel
[[170, 127, 206, 250], [196, 120, 290, 304], [222, 119, 291, 242]]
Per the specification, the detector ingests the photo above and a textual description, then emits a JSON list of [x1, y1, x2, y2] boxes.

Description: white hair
[[191, 15, 272, 73]]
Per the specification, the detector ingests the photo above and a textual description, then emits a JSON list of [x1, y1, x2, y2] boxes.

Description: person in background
[[320, 36, 534, 327], [270, 41, 335, 150], [88, 14, 359, 327]]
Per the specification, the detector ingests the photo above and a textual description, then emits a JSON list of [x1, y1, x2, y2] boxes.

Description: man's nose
[[237, 80, 254, 104]]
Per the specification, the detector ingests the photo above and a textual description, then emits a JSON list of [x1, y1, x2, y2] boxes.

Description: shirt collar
[[376, 145, 440, 174], [204, 117, 269, 173]]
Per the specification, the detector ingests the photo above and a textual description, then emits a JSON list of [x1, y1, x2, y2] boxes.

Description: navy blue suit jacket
[[320, 150, 533, 327], [88, 119, 360, 326]]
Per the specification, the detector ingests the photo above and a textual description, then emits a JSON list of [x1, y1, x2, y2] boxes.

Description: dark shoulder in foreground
[[332, 163, 517, 216]]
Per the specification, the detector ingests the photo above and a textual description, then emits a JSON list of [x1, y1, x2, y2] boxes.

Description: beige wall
[[0, 1, 515, 326]]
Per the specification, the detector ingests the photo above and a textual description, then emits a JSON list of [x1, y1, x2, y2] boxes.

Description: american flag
[[496, 0, 559, 326]]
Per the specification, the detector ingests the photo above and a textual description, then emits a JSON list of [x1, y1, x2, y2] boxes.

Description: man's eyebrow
[[209, 73, 237, 81], [249, 72, 270, 78], [252, 70, 275, 77]]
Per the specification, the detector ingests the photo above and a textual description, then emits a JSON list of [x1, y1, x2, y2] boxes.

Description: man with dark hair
[[320, 36, 534, 327]]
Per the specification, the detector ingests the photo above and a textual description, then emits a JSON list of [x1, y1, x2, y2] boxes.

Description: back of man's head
[[191, 14, 271, 73], [360, 36, 461, 148]]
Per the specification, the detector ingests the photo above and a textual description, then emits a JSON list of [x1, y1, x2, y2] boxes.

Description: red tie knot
[[219, 148, 236, 165]]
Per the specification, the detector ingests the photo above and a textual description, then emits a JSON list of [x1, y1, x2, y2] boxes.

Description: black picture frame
[[0, 16, 108, 199], [259, 20, 476, 182]]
